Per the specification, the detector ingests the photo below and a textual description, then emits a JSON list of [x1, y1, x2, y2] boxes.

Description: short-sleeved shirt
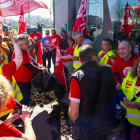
[[0, 121, 22, 138], [13, 49, 33, 83], [63, 47, 74, 63], [30, 32, 42, 46], [50, 34, 61, 49], [69, 75, 119, 103], [41, 37, 50, 52], [112, 53, 140, 83]]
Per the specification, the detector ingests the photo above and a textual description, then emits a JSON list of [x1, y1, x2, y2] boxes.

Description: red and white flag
[[128, 4, 140, 18], [55, 42, 67, 88], [73, 0, 87, 36], [17, 14, 26, 35], [120, 3, 134, 36], [0, 0, 51, 17], [0, 11, 4, 36]]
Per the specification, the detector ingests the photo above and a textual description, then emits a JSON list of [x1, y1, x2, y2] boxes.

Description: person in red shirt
[[112, 40, 140, 84], [30, 28, 42, 65], [69, 45, 116, 140], [49, 29, 61, 69], [60, 36, 74, 73], [13, 34, 46, 106], [0, 75, 36, 140]]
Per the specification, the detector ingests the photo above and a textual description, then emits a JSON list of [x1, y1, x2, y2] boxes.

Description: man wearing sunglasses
[[60, 30, 69, 56], [49, 29, 61, 69], [41, 30, 52, 72]]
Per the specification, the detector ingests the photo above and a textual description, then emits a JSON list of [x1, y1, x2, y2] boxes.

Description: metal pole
[[28, 13, 30, 25], [86, 0, 89, 35], [50, 0, 51, 26]]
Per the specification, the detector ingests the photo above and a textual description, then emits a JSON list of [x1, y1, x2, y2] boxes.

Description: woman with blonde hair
[[121, 57, 140, 140], [0, 75, 36, 140]]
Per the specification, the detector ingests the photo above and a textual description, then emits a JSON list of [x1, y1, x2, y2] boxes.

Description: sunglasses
[[45, 33, 49, 34], [61, 33, 64, 35], [5, 40, 9, 41]]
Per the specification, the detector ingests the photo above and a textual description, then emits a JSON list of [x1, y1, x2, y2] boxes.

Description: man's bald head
[[118, 40, 132, 61]]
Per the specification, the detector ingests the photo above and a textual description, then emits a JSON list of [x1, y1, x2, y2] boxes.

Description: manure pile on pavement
[[30, 89, 74, 139]]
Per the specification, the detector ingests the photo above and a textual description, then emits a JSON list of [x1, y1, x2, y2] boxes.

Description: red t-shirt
[[13, 49, 33, 83], [100, 51, 115, 65], [112, 53, 140, 83], [0, 121, 22, 137], [50, 34, 61, 49], [30, 32, 42, 46], [2, 61, 16, 83], [63, 47, 74, 63], [116, 52, 119, 59]]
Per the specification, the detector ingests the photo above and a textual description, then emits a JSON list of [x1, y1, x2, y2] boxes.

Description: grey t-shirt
[[82, 39, 94, 46]]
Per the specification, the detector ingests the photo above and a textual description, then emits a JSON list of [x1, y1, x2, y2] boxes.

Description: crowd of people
[[0, 24, 140, 140]]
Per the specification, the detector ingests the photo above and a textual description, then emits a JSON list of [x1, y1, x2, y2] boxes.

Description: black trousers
[[42, 51, 52, 68], [122, 118, 140, 140], [52, 49, 56, 65], [17, 81, 31, 106], [35, 46, 38, 56], [52, 49, 56, 71]]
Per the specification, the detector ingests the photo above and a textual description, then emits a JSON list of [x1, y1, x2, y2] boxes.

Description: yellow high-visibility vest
[[98, 50, 116, 66], [121, 72, 140, 126], [0, 42, 9, 65], [73, 45, 82, 69], [0, 66, 23, 117]]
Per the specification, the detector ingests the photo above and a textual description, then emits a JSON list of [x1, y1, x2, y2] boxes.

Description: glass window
[[87, 0, 140, 53]]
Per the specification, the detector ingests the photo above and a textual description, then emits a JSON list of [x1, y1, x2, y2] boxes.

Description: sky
[[5, 0, 52, 21]]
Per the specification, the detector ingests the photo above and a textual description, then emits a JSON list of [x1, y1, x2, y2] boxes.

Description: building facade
[[53, 0, 140, 51]]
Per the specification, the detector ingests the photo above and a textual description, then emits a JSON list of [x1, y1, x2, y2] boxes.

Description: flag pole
[[0, 7, 12, 37], [62, 65, 68, 92]]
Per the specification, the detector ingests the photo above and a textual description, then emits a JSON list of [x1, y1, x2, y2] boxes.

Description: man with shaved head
[[112, 40, 140, 83]]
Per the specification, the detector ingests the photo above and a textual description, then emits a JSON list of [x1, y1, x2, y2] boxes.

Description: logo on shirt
[[125, 80, 133, 89], [51, 38, 57, 44], [123, 67, 131, 77], [44, 40, 49, 45], [34, 36, 38, 40]]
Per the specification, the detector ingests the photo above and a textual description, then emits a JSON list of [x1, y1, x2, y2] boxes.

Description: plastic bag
[[32, 72, 61, 93]]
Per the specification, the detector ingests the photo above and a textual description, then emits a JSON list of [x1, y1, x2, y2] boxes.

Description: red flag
[[120, 3, 134, 36], [0, 11, 4, 36], [0, 95, 15, 113], [128, 4, 140, 18], [0, 0, 51, 17], [55, 42, 67, 88], [17, 14, 26, 35], [73, 0, 87, 36]]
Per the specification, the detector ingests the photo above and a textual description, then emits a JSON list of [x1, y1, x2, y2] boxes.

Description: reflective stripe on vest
[[121, 72, 140, 126], [0, 66, 23, 117], [127, 113, 140, 119], [73, 45, 81, 69], [98, 50, 116, 66]]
